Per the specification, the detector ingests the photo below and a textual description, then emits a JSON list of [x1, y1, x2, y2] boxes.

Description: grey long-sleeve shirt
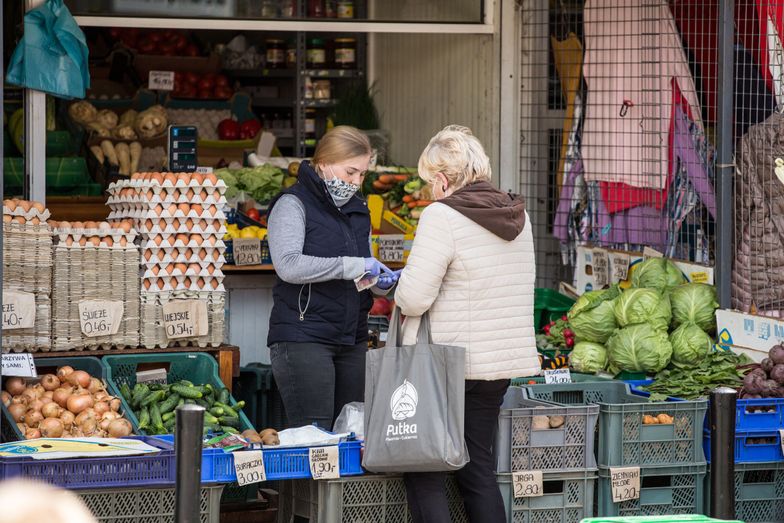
[[267, 194, 367, 284]]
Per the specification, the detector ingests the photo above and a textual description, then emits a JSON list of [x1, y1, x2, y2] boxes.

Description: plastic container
[[232, 364, 288, 430], [714, 461, 784, 523], [510, 373, 613, 387], [533, 288, 575, 332], [498, 469, 597, 523], [495, 387, 599, 473], [703, 430, 784, 463], [730, 397, 784, 432], [0, 436, 175, 488], [521, 381, 707, 468], [582, 517, 742, 523], [597, 464, 706, 517], [76, 485, 223, 523]]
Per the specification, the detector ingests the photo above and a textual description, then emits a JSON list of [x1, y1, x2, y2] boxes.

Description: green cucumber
[[158, 393, 180, 414], [150, 403, 165, 433], [138, 406, 151, 430], [162, 411, 176, 423], [221, 426, 239, 435], [203, 413, 220, 426], [218, 388, 230, 404], [214, 402, 238, 418], [141, 390, 166, 407], [171, 384, 202, 399], [209, 407, 225, 417], [131, 384, 150, 407], [120, 383, 133, 403], [219, 416, 239, 429]]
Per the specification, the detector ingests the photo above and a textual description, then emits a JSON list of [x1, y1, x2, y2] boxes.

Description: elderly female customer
[[394, 126, 539, 523]]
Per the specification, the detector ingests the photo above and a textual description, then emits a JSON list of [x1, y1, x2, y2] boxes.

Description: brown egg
[[153, 236, 163, 247], [164, 173, 177, 184], [78, 237, 87, 247], [205, 173, 218, 185], [199, 190, 208, 201], [177, 173, 190, 184], [84, 221, 97, 229], [212, 250, 220, 261], [152, 173, 164, 184], [174, 263, 187, 274], [184, 248, 194, 260], [3, 215, 12, 224], [185, 218, 195, 229], [177, 203, 190, 215], [167, 236, 177, 247], [183, 277, 192, 288], [18, 201, 32, 212], [145, 219, 154, 230], [89, 236, 100, 247], [103, 237, 114, 247], [72, 221, 84, 229], [143, 280, 152, 290], [172, 189, 181, 200], [186, 189, 196, 200], [170, 277, 178, 288], [29, 217, 40, 225], [196, 277, 206, 289], [208, 205, 218, 216], [190, 235, 204, 246], [31, 202, 45, 213], [168, 204, 179, 215], [144, 249, 153, 261], [119, 237, 128, 247], [164, 264, 174, 275], [192, 173, 205, 184], [159, 218, 168, 229], [207, 264, 215, 275], [4, 200, 16, 211], [175, 233, 189, 244], [213, 189, 222, 199], [191, 204, 204, 216], [207, 235, 217, 246], [151, 265, 160, 276], [99, 221, 111, 231], [146, 189, 155, 200], [211, 279, 219, 289], [131, 173, 141, 180], [188, 263, 201, 274], [64, 236, 74, 246], [170, 248, 180, 259], [198, 250, 208, 261], [157, 279, 166, 290], [13, 216, 26, 224], [171, 219, 181, 229]]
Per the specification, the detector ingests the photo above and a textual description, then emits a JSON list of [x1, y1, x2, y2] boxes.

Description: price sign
[[149, 70, 175, 91], [544, 369, 572, 384], [162, 300, 208, 339], [309, 446, 340, 480], [378, 235, 405, 263], [512, 471, 543, 498], [2, 291, 36, 330], [195, 166, 214, 174], [610, 253, 631, 283], [610, 466, 641, 503], [78, 300, 123, 338], [233, 238, 262, 266], [642, 246, 663, 258], [233, 450, 266, 486], [592, 248, 609, 287], [0, 353, 37, 377]]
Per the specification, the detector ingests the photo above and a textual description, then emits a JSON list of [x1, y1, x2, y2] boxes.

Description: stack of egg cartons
[[49, 220, 140, 350], [2, 200, 53, 352], [107, 171, 227, 348]]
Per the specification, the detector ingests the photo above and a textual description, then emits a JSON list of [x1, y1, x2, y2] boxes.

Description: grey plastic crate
[[78, 485, 223, 523], [496, 386, 599, 473], [706, 461, 784, 523], [498, 469, 597, 523]]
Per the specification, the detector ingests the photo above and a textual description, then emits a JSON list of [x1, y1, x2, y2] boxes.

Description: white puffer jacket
[[394, 202, 540, 381]]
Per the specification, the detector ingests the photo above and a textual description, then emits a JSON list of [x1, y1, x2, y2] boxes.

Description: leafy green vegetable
[[568, 285, 620, 343], [215, 168, 240, 199], [606, 323, 673, 374], [570, 342, 608, 373], [631, 258, 685, 292], [669, 283, 719, 331], [613, 288, 672, 332], [214, 164, 284, 203], [641, 350, 751, 400], [669, 322, 712, 364]]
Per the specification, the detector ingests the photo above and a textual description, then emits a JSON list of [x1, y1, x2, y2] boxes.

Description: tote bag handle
[[386, 307, 433, 347]]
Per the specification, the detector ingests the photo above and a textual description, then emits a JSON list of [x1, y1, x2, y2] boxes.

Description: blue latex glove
[[377, 269, 402, 290], [364, 257, 393, 279]]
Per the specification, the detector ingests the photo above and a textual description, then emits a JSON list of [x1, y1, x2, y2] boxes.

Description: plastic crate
[[582, 517, 743, 523], [534, 288, 575, 332], [0, 436, 175, 488], [521, 381, 707, 468], [102, 352, 253, 435], [246, 362, 288, 430], [232, 364, 288, 430], [495, 387, 599, 473], [511, 373, 614, 387], [77, 484, 223, 523], [719, 461, 784, 523], [703, 430, 784, 463], [498, 469, 597, 523], [598, 464, 706, 517]]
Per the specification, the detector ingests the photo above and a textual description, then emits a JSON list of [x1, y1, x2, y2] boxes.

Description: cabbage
[[606, 323, 673, 373], [567, 286, 620, 343], [669, 283, 719, 331], [613, 288, 672, 332], [570, 342, 608, 373], [669, 322, 712, 364], [631, 258, 686, 292]]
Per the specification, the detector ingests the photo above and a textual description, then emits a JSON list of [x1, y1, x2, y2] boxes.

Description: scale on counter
[[168, 125, 198, 172]]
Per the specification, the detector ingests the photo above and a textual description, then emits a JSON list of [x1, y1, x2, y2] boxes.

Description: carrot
[[402, 195, 414, 203], [407, 201, 417, 209], [393, 174, 410, 182], [378, 174, 396, 184], [373, 180, 394, 190], [415, 200, 432, 207]]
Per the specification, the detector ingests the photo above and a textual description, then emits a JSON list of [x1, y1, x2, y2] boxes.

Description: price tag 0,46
[[309, 446, 340, 480], [233, 450, 266, 486], [610, 466, 641, 503], [512, 471, 543, 498], [544, 369, 572, 384]]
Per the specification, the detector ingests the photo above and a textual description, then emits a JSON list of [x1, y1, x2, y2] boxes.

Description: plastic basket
[[598, 464, 707, 517], [495, 387, 599, 473], [733, 398, 784, 432], [0, 436, 176, 488], [582, 517, 742, 523], [498, 469, 597, 523], [533, 288, 575, 332], [511, 373, 614, 387], [246, 362, 288, 430], [232, 364, 288, 430], [521, 381, 707, 468], [719, 461, 784, 523], [703, 430, 784, 463], [77, 484, 223, 523], [102, 352, 253, 435]]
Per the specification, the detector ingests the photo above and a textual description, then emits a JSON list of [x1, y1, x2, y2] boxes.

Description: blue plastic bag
[[6, 0, 90, 99]]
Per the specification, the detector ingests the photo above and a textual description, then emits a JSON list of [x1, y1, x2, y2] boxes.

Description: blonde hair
[[0, 479, 98, 523], [418, 125, 491, 190], [312, 126, 372, 167]]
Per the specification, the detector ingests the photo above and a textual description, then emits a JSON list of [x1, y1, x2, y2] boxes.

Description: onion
[[79, 416, 98, 435], [42, 402, 62, 419], [75, 409, 96, 425], [99, 418, 112, 432], [11, 396, 27, 405], [25, 428, 41, 439], [24, 409, 43, 428], [67, 370, 91, 389], [43, 390, 54, 399], [30, 399, 45, 412], [108, 418, 133, 438], [88, 378, 103, 394], [52, 387, 72, 408], [21, 388, 38, 403], [8, 403, 26, 422], [40, 374, 61, 391], [1, 391, 11, 407], [93, 392, 109, 402], [94, 401, 110, 416], [67, 394, 94, 414], [5, 377, 26, 396], [101, 411, 121, 422], [40, 397, 53, 405], [110, 398, 122, 412], [31, 384, 45, 398], [57, 366, 74, 379], [39, 418, 64, 438], [60, 410, 75, 430]]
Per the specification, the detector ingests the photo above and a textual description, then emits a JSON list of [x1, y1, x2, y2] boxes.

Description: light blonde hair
[[312, 126, 372, 167], [0, 479, 98, 523], [418, 125, 491, 191]]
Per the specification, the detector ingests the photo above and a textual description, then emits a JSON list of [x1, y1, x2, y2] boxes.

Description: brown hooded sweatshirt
[[439, 181, 527, 241]]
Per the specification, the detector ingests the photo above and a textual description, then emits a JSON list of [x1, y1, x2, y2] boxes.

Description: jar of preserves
[[307, 38, 327, 68], [304, 77, 314, 100], [313, 79, 331, 100], [287, 44, 297, 68], [325, 0, 337, 18], [308, 0, 324, 17], [266, 39, 286, 68], [280, 0, 296, 17], [337, 0, 353, 18], [334, 38, 357, 69]]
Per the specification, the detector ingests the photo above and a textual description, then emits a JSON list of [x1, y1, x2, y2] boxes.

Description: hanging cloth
[[551, 33, 584, 192]]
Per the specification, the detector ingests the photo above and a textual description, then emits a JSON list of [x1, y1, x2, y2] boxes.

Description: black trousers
[[269, 341, 366, 430], [404, 379, 510, 523]]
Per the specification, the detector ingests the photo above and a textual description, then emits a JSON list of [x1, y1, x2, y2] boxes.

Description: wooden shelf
[[223, 264, 276, 273]]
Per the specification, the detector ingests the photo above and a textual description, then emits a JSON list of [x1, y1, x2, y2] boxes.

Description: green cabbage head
[[570, 342, 608, 373], [669, 283, 719, 331], [631, 258, 686, 292], [669, 322, 712, 364], [567, 286, 620, 343], [606, 323, 673, 373], [613, 288, 672, 331]]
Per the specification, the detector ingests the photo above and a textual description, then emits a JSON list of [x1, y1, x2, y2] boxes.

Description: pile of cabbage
[[567, 258, 718, 375]]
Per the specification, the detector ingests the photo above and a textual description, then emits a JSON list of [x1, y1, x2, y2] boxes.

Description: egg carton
[[142, 249, 225, 266], [142, 264, 225, 279], [139, 290, 225, 348], [107, 190, 227, 207], [1, 292, 52, 352], [141, 275, 225, 293], [52, 225, 139, 245], [2, 205, 51, 223], [140, 235, 225, 250], [109, 176, 228, 192], [135, 221, 227, 238], [107, 207, 226, 223]]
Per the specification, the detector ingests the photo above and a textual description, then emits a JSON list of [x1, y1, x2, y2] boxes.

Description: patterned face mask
[[324, 167, 359, 206]]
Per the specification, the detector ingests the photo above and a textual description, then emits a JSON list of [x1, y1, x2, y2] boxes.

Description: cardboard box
[[382, 210, 415, 235], [715, 309, 784, 363]]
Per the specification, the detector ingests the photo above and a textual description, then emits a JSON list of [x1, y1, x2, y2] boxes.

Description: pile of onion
[[3, 366, 133, 439]]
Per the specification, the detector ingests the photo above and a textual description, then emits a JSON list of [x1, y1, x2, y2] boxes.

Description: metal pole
[[715, 0, 735, 309], [709, 387, 736, 520], [174, 404, 204, 523], [23, 0, 46, 204]]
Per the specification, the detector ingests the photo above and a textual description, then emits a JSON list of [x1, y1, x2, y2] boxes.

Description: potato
[[532, 415, 550, 430], [549, 415, 565, 429], [642, 415, 659, 425], [657, 413, 674, 425], [241, 429, 262, 443]]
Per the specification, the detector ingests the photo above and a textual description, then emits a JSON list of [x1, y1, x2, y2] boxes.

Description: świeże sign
[[2, 291, 36, 330], [78, 300, 124, 337]]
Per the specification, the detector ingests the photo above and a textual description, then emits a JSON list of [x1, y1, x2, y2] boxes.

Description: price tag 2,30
[[512, 471, 543, 498], [2, 291, 36, 330], [162, 300, 208, 339], [309, 446, 340, 480], [233, 451, 266, 486], [233, 238, 262, 266], [544, 369, 572, 384], [610, 466, 641, 503]]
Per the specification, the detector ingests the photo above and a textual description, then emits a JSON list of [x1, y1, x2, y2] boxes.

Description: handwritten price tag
[[610, 253, 631, 283], [544, 369, 572, 384], [512, 471, 543, 498], [309, 446, 340, 480], [1, 353, 37, 377], [162, 300, 208, 339], [149, 70, 175, 91], [2, 291, 36, 330], [592, 248, 609, 287], [610, 466, 641, 503], [78, 300, 123, 337], [233, 451, 266, 486], [233, 238, 262, 266], [378, 235, 405, 263]]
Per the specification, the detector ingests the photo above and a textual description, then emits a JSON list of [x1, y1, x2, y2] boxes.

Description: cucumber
[[131, 384, 150, 407], [209, 407, 225, 417], [178, 380, 194, 387], [219, 416, 240, 429], [162, 411, 176, 423], [218, 388, 230, 404], [185, 399, 196, 405], [171, 384, 202, 399], [204, 413, 220, 426], [158, 393, 180, 414], [150, 403, 165, 433], [164, 417, 176, 432], [214, 402, 238, 418], [221, 426, 239, 435], [120, 383, 133, 403], [138, 406, 151, 430], [234, 401, 246, 410], [141, 390, 166, 407], [177, 398, 185, 408]]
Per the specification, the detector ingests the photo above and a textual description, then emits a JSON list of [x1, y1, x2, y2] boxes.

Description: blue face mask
[[324, 167, 359, 206]]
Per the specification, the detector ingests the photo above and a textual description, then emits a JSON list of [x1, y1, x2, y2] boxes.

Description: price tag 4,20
[[512, 471, 543, 498], [309, 446, 340, 480], [544, 369, 572, 384], [233, 450, 266, 486], [610, 466, 641, 503]]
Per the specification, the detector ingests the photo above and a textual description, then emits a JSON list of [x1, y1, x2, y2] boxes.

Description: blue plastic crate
[[733, 398, 784, 432], [0, 436, 175, 488], [703, 430, 784, 463]]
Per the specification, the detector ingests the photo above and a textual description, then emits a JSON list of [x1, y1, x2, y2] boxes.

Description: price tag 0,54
[[233, 450, 266, 486], [512, 471, 543, 498], [544, 369, 572, 384], [610, 466, 641, 503], [309, 446, 340, 480]]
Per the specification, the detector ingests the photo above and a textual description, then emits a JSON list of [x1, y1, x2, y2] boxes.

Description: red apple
[[217, 119, 241, 140]]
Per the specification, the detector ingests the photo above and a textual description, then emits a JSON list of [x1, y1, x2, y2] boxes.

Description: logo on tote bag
[[387, 380, 418, 441]]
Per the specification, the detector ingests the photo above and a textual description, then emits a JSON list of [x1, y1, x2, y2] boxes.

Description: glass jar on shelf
[[313, 79, 331, 100], [304, 77, 314, 100], [265, 39, 286, 68], [308, 0, 324, 17], [280, 0, 296, 17], [304, 108, 317, 147], [307, 38, 327, 68], [325, 0, 337, 18], [287, 43, 297, 68], [334, 38, 357, 69], [337, 0, 353, 18], [261, 0, 278, 17]]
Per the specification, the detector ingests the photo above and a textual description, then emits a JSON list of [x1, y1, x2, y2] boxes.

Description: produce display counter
[[222, 262, 405, 273]]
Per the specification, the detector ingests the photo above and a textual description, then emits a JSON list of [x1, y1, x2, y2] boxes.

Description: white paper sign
[[233, 450, 266, 486], [378, 235, 405, 263], [610, 466, 641, 503], [0, 353, 37, 377], [309, 446, 340, 480], [233, 238, 262, 266], [2, 291, 36, 330], [544, 369, 572, 384], [162, 300, 208, 339], [512, 471, 543, 498], [78, 300, 124, 337], [610, 253, 631, 282], [592, 248, 609, 287], [195, 166, 214, 174], [149, 70, 175, 91], [779, 429, 784, 457], [643, 246, 664, 258]]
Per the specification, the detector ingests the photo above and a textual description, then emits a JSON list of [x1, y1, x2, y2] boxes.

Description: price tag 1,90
[[233, 238, 262, 266], [544, 368, 572, 384], [233, 450, 266, 486], [309, 446, 340, 480], [610, 466, 641, 503], [78, 300, 124, 338], [512, 471, 543, 498], [2, 291, 36, 330], [162, 300, 208, 339]]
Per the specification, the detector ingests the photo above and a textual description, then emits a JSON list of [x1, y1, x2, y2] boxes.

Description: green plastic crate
[[102, 352, 253, 435], [521, 382, 707, 468], [534, 288, 575, 332], [78, 484, 223, 523], [511, 373, 614, 387], [233, 364, 287, 430], [706, 461, 784, 523], [47, 130, 78, 156], [499, 470, 596, 522], [582, 516, 741, 523], [4, 157, 92, 193]]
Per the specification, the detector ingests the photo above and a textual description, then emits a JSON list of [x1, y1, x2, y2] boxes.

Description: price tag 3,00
[[512, 471, 543, 498], [309, 446, 340, 480], [233, 451, 266, 486], [610, 466, 641, 503]]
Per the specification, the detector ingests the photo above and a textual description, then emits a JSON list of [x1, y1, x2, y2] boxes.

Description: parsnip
[[101, 140, 118, 167], [89, 145, 104, 165], [115, 142, 131, 175], [129, 142, 142, 174]]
